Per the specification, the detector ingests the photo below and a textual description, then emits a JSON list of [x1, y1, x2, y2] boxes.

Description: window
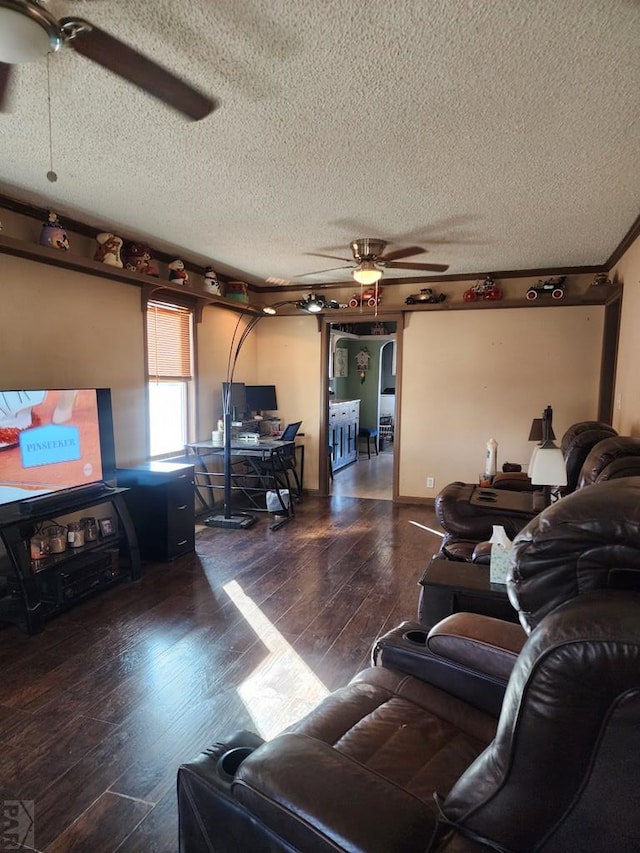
[[146, 300, 194, 457]]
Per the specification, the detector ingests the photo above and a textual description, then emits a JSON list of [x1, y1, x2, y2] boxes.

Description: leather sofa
[[177, 478, 640, 853], [434, 420, 618, 562]]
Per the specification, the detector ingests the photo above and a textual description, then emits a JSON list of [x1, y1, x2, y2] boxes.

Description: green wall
[[333, 339, 386, 429]]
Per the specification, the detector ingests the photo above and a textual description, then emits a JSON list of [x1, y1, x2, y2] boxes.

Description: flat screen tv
[[0, 388, 116, 511], [245, 385, 278, 414]]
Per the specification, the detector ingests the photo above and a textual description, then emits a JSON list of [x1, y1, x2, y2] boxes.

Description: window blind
[[147, 301, 193, 380]]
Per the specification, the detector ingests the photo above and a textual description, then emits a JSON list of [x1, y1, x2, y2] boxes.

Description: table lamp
[[528, 417, 555, 442], [529, 405, 566, 507]]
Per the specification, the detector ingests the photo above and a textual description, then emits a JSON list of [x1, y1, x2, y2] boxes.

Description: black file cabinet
[[117, 462, 195, 562]]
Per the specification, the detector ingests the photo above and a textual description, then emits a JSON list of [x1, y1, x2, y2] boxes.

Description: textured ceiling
[[1, 0, 639, 287]]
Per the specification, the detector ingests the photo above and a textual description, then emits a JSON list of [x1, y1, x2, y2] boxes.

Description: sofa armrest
[[372, 620, 514, 717], [234, 733, 433, 853], [491, 471, 534, 492], [427, 613, 526, 682]]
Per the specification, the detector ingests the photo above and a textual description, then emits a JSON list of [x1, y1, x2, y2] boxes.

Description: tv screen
[[0, 388, 112, 509], [245, 385, 278, 414]]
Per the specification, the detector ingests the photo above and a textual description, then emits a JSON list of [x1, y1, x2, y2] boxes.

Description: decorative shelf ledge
[[0, 234, 261, 316], [1, 231, 620, 319]]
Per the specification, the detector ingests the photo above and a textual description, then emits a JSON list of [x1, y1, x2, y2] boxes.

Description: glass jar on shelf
[[80, 517, 99, 543], [67, 521, 85, 548], [46, 525, 67, 554]]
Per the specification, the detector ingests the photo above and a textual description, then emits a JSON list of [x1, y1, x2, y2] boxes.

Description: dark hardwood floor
[[0, 495, 443, 852]]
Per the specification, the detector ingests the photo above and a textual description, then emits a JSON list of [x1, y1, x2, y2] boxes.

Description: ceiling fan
[[298, 237, 450, 285], [0, 0, 217, 119]]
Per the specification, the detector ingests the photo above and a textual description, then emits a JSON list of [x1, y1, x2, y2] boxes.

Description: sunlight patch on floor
[[409, 520, 444, 537], [223, 580, 330, 739]]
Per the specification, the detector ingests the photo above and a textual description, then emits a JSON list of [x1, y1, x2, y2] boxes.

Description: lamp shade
[[528, 418, 555, 442], [352, 263, 382, 285], [530, 445, 567, 486], [0, 5, 61, 63]]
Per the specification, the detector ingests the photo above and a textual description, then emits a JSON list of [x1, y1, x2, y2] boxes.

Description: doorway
[[325, 319, 400, 500]]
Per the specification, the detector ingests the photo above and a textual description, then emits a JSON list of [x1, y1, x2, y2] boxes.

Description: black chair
[[253, 440, 303, 501], [358, 426, 379, 458]]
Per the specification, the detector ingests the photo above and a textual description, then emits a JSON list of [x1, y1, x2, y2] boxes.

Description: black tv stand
[[0, 486, 140, 635], [18, 482, 113, 517]]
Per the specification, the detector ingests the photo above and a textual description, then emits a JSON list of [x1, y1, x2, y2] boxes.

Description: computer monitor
[[221, 382, 247, 420], [245, 385, 278, 414]]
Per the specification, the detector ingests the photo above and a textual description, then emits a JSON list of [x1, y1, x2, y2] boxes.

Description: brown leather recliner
[[577, 434, 640, 488], [177, 478, 640, 853], [435, 420, 618, 561]]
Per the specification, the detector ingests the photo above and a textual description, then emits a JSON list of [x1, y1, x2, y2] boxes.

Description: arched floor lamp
[[205, 298, 331, 529]]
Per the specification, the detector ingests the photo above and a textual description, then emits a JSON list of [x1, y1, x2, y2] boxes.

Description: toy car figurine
[[463, 276, 502, 302], [405, 288, 446, 305], [348, 285, 382, 308], [526, 276, 566, 301]]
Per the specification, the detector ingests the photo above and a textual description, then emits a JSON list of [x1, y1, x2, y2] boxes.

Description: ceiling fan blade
[[384, 261, 450, 272], [305, 252, 352, 263], [0, 62, 12, 112], [59, 18, 217, 120], [378, 245, 426, 262], [295, 265, 353, 278]]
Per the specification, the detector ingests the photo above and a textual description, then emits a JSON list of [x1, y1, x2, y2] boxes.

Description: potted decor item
[[94, 232, 123, 267], [122, 241, 159, 276], [39, 211, 70, 251], [225, 281, 249, 303], [168, 259, 190, 286], [204, 266, 222, 295]]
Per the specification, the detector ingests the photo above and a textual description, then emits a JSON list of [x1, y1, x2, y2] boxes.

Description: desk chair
[[358, 426, 378, 459], [249, 421, 303, 495]]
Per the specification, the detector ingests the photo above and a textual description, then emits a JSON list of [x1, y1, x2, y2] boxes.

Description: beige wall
[[610, 233, 640, 436], [1, 220, 632, 501], [399, 306, 604, 498], [254, 315, 322, 490], [0, 254, 146, 467]]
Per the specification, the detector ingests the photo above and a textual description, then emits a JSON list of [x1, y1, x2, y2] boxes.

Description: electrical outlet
[[426, 476, 435, 489]]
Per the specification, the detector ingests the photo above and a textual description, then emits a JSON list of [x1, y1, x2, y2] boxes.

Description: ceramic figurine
[[225, 281, 249, 303], [40, 211, 70, 251], [204, 266, 221, 295], [168, 258, 189, 286], [122, 241, 159, 276], [94, 232, 124, 267]]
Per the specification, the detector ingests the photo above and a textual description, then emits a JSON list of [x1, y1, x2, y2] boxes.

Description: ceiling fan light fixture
[[352, 262, 383, 286], [0, 2, 62, 63]]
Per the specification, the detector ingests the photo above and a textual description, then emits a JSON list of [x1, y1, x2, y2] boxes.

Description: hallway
[[330, 443, 394, 500]]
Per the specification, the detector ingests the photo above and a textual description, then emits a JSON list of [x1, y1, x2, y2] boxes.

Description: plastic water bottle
[[486, 437, 498, 477]]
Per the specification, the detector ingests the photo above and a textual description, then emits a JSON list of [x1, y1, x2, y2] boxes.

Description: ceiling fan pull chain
[[46, 53, 57, 182]]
